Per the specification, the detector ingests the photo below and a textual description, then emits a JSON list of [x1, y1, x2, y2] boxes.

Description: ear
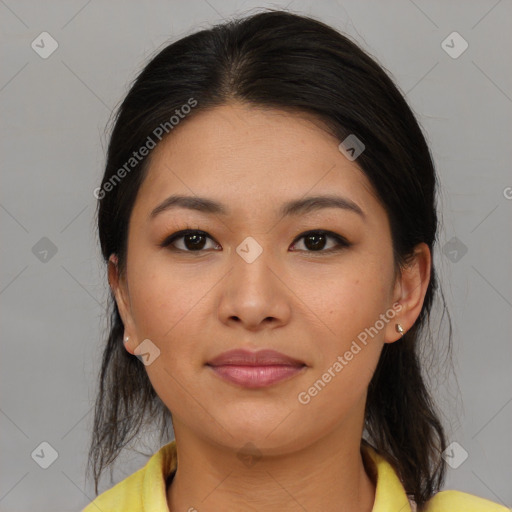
[[384, 242, 431, 344], [108, 254, 137, 355]]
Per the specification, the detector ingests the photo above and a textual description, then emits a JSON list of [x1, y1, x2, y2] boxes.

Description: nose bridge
[[217, 236, 290, 328], [231, 237, 278, 299]]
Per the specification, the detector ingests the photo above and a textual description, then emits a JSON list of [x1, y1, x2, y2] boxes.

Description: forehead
[[133, 102, 382, 220]]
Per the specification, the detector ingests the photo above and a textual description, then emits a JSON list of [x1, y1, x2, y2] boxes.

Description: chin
[[205, 410, 309, 452]]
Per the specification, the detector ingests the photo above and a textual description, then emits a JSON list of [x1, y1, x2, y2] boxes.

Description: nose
[[216, 248, 292, 332]]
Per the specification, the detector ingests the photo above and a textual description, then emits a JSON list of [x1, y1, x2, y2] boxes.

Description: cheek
[[127, 264, 209, 411], [295, 258, 393, 405], [302, 258, 393, 343], [294, 270, 390, 416], [126, 256, 225, 386], [128, 259, 204, 338]]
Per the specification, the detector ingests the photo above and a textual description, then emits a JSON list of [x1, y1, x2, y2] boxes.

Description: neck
[[166, 422, 376, 512]]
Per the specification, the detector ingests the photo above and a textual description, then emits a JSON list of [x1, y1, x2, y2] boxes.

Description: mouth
[[206, 349, 307, 389]]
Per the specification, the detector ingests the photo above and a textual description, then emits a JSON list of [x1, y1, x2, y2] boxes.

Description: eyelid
[[159, 228, 218, 249], [290, 229, 350, 248], [160, 228, 351, 253]]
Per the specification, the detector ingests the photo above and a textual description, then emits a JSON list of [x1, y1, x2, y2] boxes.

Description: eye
[[290, 230, 350, 253], [160, 229, 220, 252], [160, 228, 350, 254]]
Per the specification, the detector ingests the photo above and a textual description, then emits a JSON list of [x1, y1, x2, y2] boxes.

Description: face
[[111, 102, 428, 455]]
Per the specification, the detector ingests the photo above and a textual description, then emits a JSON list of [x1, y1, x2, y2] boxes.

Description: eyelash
[[159, 226, 351, 254]]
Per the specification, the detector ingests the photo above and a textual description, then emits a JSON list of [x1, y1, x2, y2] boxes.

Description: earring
[[124, 335, 130, 344], [395, 324, 404, 337]]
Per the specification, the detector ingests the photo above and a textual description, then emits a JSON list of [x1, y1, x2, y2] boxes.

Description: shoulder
[[82, 466, 145, 512], [423, 489, 510, 511], [82, 441, 177, 512]]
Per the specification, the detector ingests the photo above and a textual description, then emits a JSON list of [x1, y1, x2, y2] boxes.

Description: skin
[[109, 101, 431, 512]]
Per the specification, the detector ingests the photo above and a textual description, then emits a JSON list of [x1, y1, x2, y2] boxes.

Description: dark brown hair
[[88, 9, 452, 508]]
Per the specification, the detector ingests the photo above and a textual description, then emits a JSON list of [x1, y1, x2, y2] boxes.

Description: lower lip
[[208, 365, 305, 388]]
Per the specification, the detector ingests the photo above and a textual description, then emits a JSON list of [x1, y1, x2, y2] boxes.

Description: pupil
[[185, 234, 205, 250], [305, 233, 325, 250], [182, 233, 327, 251]]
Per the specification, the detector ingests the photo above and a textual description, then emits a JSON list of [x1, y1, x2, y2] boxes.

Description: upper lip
[[207, 349, 306, 367]]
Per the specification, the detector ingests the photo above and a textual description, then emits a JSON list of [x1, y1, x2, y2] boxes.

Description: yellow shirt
[[83, 441, 509, 511]]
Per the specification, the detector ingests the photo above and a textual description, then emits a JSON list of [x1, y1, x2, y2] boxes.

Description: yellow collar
[[362, 444, 416, 511]]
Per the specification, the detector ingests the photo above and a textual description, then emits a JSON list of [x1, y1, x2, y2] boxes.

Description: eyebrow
[[150, 194, 365, 220]]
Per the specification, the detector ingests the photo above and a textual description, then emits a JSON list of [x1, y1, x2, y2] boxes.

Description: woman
[[84, 10, 507, 511]]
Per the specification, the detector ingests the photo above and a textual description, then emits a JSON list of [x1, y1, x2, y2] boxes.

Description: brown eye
[[161, 229, 350, 254], [290, 230, 350, 253], [161, 230, 220, 252], [181, 233, 207, 250]]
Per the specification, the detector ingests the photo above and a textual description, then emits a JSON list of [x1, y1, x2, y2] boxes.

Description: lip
[[207, 349, 305, 367], [206, 349, 307, 388]]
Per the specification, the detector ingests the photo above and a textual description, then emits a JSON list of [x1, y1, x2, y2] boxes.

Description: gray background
[[1, 0, 511, 510]]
